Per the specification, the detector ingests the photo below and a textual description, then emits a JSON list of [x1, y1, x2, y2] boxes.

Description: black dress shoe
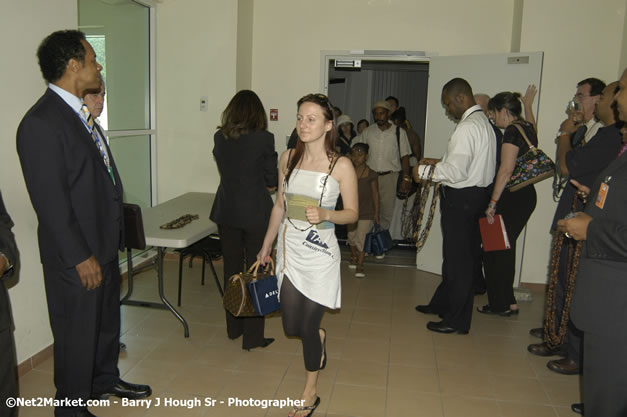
[[571, 403, 584, 415], [529, 327, 543, 339], [426, 321, 468, 334], [244, 337, 274, 351], [416, 304, 436, 314], [415, 305, 444, 318], [93, 380, 152, 400]]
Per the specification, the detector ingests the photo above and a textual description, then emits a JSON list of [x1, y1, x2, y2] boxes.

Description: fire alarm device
[[270, 109, 278, 121]]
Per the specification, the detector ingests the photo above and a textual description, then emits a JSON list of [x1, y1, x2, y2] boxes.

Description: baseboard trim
[[18, 344, 53, 377], [520, 282, 546, 293]]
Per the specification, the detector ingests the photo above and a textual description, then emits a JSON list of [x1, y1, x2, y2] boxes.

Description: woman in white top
[[258, 94, 358, 417]]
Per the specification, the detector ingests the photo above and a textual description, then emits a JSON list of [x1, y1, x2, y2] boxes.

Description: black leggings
[[280, 276, 325, 372]]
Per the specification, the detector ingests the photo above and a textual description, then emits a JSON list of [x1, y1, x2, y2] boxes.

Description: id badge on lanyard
[[595, 176, 611, 209]]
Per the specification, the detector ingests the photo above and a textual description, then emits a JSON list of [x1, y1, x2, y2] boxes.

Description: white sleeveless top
[[276, 168, 341, 309]]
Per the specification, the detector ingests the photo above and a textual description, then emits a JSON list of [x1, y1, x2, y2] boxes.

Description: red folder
[[479, 215, 511, 251]]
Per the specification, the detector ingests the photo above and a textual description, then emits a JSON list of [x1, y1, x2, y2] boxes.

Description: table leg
[[157, 247, 190, 337], [120, 249, 134, 304]]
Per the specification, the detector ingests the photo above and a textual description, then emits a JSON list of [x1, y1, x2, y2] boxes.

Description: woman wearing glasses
[[258, 94, 358, 417]]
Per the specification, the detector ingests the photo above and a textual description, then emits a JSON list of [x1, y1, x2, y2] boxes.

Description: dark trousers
[[552, 237, 583, 364], [428, 186, 488, 332], [0, 285, 17, 417], [483, 185, 536, 312], [583, 329, 627, 417], [43, 259, 120, 417], [218, 224, 266, 349]]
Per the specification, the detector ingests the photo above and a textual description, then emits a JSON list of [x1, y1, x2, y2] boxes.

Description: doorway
[[328, 59, 429, 151], [321, 50, 544, 287]]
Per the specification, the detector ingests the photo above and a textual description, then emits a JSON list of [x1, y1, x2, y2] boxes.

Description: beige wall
[[155, 0, 238, 203], [237, 0, 254, 91], [0, 0, 77, 363], [620, 0, 627, 74]]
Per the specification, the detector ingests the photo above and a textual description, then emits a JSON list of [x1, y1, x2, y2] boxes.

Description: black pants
[[483, 185, 536, 312], [0, 285, 17, 417], [428, 186, 488, 332], [552, 236, 583, 364], [43, 259, 120, 417], [218, 224, 266, 349], [280, 277, 325, 371]]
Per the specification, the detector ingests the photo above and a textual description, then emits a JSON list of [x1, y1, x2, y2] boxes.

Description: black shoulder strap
[[328, 154, 341, 175]]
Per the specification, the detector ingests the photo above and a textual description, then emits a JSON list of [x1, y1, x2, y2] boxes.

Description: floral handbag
[[506, 124, 555, 192]]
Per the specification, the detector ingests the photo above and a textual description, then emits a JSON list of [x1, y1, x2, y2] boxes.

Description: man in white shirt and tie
[[413, 78, 496, 334]]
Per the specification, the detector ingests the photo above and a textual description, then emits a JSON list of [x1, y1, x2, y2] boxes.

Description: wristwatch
[[557, 130, 570, 137]]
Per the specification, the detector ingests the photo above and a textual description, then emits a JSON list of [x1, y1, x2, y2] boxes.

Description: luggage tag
[[595, 176, 611, 209]]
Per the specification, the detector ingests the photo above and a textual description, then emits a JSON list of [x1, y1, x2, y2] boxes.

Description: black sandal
[[291, 396, 320, 417]]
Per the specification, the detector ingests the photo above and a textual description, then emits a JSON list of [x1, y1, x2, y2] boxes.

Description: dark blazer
[[16, 88, 124, 270], [210, 130, 277, 229], [0, 191, 17, 331], [570, 149, 627, 335], [551, 124, 623, 229]]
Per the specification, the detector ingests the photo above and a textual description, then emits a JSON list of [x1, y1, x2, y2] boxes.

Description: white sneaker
[[355, 267, 365, 278], [375, 253, 385, 260], [348, 264, 357, 269]]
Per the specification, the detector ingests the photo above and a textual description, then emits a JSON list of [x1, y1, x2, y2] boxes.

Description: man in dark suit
[[16, 30, 150, 417], [1, 191, 18, 417], [560, 67, 627, 417]]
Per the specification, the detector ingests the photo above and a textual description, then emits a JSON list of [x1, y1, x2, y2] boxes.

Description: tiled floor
[[18, 254, 581, 417]]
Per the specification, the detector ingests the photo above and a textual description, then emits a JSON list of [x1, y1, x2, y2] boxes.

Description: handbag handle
[[512, 123, 537, 155], [247, 258, 275, 280]]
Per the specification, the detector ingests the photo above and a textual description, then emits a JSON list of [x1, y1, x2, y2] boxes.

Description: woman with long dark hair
[[479, 92, 538, 316], [210, 90, 277, 350], [257, 94, 358, 417]]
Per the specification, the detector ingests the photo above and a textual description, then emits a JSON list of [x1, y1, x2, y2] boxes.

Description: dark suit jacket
[[570, 149, 627, 335], [16, 88, 124, 270], [210, 130, 277, 229], [551, 124, 623, 229], [0, 191, 17, 331]]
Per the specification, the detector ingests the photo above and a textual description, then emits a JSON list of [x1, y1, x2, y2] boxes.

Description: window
[[79, 0, 155, 209]]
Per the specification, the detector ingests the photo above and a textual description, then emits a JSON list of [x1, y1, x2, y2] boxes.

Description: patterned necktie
[[80, 104, 115, 184]]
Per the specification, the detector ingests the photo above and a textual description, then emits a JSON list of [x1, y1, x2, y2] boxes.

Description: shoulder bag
[[506, 124, 555, 192]]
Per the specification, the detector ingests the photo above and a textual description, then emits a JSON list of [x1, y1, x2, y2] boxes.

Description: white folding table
[[120, 192, 218, 337]]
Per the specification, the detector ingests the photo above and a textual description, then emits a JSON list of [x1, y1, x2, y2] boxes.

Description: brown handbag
[[223, 259, 273, 317]]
